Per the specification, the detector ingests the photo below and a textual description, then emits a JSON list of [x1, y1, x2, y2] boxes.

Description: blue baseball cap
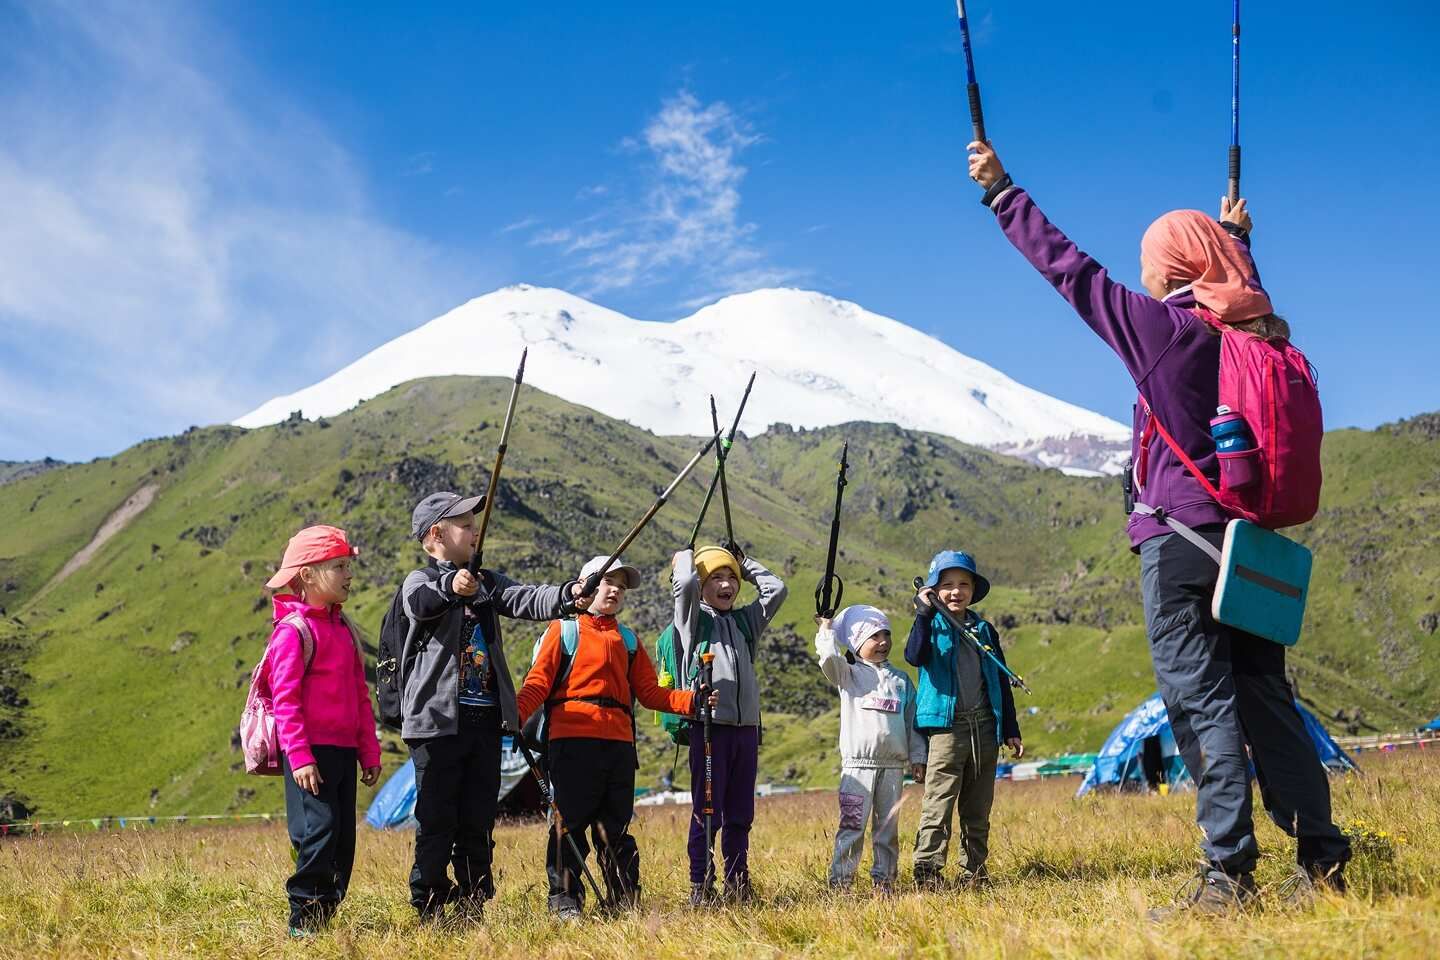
[[923, 550, 990, 603]]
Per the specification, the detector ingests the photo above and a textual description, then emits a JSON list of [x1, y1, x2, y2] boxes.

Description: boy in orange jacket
[[517, 555, 713, 919]]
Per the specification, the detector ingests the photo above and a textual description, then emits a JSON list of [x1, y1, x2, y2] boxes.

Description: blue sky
[[2, 0, 1436, 461]]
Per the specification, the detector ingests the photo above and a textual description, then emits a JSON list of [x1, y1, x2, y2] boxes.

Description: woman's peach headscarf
[[1140, 209, 1273, 324]]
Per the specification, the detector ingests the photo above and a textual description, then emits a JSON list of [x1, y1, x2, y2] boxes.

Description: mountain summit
[[234, 284, 1128, 473]]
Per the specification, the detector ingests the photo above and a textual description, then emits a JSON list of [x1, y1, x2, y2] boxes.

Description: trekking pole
[[1228, 0, 1242, 205], [469, 347, 528, 576], [688, 373, 756, 549], [954, 0, 987, 143], [580, 434, 719, 598], [913, 576, 1032, 694], [512, 735, 609, 907], [814, 442, 849, 619], [699, 650, 717, 892], [711, 396, 738, 548]]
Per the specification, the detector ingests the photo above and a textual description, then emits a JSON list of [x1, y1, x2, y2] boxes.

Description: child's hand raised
[[361, 766, 382, 787], [451, 569, 480, 597], [913, 587, 937, 615]]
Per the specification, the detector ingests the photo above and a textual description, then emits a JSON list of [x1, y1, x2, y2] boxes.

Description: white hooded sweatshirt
[[817, 605, 927, 770]]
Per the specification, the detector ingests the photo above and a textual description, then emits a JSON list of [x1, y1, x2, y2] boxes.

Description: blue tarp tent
[[1423, 714, 1440, 732], [1077, 692, 1357, 797], [365, 736, 536, 829]]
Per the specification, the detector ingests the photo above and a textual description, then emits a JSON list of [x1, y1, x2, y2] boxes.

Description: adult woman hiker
[[965, 140, 1349, 915]]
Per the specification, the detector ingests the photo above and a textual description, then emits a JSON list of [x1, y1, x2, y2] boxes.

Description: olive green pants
[[913, 708, 998, 877]]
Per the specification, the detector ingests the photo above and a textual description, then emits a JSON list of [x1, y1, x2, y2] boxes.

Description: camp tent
[[365, 736, 541, 829], [1077, 692, 1357, 797], [1423, 714, 1440, 732]]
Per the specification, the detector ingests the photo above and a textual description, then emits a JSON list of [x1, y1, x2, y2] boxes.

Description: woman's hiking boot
[[1147, 867, 1257, 921], [1274, 864, 1347, 906]]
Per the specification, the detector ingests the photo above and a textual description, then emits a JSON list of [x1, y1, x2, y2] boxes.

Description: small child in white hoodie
[[816, 604, 927, 893]]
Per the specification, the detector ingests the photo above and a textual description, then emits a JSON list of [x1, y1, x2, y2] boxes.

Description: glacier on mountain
[[234, 284, 1130, 474]]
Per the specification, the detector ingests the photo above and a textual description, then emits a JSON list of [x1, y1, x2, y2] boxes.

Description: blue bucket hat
[[924, 550, 990, 604]]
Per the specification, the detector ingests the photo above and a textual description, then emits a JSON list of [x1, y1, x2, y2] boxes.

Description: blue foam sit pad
[[1212, 519, 1312, 646]]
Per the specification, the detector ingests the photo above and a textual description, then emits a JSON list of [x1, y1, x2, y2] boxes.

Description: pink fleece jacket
[[267, 595, 381, 771]]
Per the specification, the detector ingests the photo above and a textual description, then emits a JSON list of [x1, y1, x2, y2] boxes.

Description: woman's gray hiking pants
[[1141, 527, 1350, 877]]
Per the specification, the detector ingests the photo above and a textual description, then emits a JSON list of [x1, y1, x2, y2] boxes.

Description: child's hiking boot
[[547, 894, 583, 922], [723, 876, 755, 905], [688, 882, 717, 908], [1147, 867, 1257, 921], [449, 894, 486, 925], [913, 864, 944, 891], [871, 878, 895, 898], [1274, 863, 1347, 907], [957, 868, 992, 891]]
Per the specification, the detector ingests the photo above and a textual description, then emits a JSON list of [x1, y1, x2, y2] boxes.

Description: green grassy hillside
[[1, 380, 1436, 819]]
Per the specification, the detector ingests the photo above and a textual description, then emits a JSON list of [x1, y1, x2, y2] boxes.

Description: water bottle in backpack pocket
[[1211, 405, 1259, 492]]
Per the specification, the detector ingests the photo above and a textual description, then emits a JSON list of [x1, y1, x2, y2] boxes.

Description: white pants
[[829, 765, 905, 885]]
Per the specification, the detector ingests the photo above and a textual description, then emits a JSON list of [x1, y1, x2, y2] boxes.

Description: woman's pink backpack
[[1146, 310, 1324, 529], [239, 614, 315, 777]]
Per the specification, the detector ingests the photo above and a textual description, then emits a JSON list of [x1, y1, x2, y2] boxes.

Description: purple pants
[[687, 723, 759, 885]]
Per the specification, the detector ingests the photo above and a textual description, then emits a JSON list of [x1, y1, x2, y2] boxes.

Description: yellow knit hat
[[693, 545, 740, 583]]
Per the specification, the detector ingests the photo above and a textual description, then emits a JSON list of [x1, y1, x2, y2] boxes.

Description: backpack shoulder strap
[[276, 613, 316, 671], [560, 618, 581, 656], [618, 625, 638, 655]]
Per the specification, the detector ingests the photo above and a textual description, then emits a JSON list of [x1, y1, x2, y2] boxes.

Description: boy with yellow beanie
[[670, 543, 787, 904]]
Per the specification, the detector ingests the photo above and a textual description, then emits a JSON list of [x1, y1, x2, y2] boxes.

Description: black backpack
[[375, 567, 441, 731]]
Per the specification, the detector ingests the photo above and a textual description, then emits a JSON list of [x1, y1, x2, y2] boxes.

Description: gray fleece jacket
[[399, 559, 574, 739], [816, 626, 927, 769], [671, 549, 788, 726]]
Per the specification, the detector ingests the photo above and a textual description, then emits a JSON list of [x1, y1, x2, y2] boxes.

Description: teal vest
[[913, 611, 1004, 741]]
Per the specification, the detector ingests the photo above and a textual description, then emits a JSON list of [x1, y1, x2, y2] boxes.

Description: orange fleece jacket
[[517, 614, 695, 742]]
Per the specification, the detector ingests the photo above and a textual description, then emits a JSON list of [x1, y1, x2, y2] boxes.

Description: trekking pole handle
[[912, 576, 1032, 695]]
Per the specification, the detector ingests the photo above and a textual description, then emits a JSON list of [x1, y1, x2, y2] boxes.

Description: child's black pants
[[406, 706, 502, 914], [547, 737, 639, 904], [282, 746, 357, 929]]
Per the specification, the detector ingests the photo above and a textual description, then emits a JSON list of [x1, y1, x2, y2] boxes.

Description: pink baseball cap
[[265, 525, 359, 589]]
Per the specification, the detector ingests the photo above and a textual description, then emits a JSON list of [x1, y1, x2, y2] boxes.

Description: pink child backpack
[[1150, 309, 1324, 529], [239, 613, 316, 777]]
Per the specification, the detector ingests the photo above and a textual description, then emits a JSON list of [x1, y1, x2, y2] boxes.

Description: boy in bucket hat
[[396, 490, 585, 923], [670, 542, 788, 904], [905, 550, 1022, 889], [517, 556, 716, 919]]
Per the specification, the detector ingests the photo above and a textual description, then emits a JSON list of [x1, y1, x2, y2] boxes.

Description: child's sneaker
[[547, 894, 583, 922]]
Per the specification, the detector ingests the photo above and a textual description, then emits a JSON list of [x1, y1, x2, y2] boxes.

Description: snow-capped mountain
[[235, 285, 1130, 474]]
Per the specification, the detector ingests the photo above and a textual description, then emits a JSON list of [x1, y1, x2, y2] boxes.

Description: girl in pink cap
[[263, 524, 382, 936]]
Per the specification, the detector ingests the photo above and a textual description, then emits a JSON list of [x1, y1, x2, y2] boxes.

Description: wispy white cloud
[[498, 215, 542, 234], [0, 0, 493, 459], [532, 91, 804, 306]]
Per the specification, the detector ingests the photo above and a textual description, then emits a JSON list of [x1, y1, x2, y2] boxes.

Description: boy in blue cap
[[905, 550, 1022, 889]]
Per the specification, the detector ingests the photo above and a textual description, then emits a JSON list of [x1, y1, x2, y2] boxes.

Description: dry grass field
[[3, 750, 1439, 959]]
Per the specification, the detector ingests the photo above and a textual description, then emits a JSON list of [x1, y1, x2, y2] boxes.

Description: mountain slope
[[234, 285, 1129, 474], [2, 381, 1436, 819]]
